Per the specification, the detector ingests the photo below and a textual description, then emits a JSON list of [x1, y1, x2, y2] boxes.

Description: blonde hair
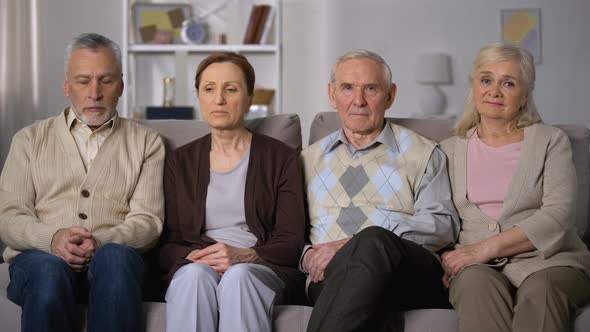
[[452, 43, 542, 137]]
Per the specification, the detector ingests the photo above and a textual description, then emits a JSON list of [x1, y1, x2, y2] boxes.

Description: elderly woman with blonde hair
[[441, 43, 590, 332]]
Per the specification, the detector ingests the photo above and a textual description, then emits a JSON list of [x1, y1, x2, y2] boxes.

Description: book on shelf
[[259, 5, 276, 44], [242, 5, 261, 44], [252, 5, 270, 44], [242, 4, 274, 44]]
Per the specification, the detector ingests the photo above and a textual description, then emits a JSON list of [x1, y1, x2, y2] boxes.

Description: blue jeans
[[7, 244, 144, 332]]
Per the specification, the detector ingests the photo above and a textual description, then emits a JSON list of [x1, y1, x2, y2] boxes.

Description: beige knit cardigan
[[441, 123, 590, 286], [0, 110, 165, 263]]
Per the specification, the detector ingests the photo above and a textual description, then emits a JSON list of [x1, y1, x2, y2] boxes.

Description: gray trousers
[[165, 262, 285, 332], [450, 265, 590, 332]]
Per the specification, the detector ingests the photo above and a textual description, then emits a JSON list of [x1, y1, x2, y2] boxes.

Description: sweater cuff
[[298, 244, 313, 273], [39, 225, 64, 253]]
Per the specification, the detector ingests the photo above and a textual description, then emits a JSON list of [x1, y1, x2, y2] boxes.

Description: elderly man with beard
[[0, 33, 164, 332]]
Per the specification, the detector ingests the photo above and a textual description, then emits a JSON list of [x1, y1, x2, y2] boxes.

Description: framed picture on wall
[[501, 8, 541, 64], [132, 3, 192, 44]]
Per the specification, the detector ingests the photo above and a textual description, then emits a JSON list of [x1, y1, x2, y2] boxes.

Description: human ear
[[328, 82, 337, 109]]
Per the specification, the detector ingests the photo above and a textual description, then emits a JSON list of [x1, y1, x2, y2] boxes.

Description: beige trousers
[[450, 265, 590, 332]]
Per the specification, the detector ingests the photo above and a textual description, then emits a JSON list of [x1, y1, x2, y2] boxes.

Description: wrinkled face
[[473, 60, 527, 125], [63, 47, 123, 130], [329, 58, 396, 137], [198, 62, 252, 130]]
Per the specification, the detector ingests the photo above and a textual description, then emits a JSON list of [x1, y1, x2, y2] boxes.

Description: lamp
[[415, 53, 451, 117]]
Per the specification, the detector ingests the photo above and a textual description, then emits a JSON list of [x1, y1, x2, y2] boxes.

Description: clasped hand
[[51, 226, 97, 271], [302, 238, 349, 283], [185, 243, 257, 274], [441, 242, 490, 288]]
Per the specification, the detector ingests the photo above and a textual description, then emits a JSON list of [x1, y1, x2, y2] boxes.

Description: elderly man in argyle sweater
[[301, 50, 459, 332]]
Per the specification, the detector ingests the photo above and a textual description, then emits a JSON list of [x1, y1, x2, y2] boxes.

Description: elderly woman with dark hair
[[159, 52, 306, 332], [441, 43, 590, 332]]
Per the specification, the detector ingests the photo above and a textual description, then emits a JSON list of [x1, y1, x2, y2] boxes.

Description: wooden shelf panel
[[128, 44, 279, 53]]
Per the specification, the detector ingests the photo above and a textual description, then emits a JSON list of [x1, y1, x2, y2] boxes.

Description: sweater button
[[81, 190, 90, 198], [78, 213, 88, 220], [488, 224, 497, 231]]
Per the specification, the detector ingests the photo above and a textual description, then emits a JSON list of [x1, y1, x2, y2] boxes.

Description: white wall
[[282, 0, 590, 145], [35, 0, 122, 120], [33, 0, 590, 147]]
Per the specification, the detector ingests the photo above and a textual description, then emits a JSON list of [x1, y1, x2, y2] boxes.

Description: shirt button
[[488, 224, 497, 231], [78, 213, 88, 220], [81, 190, 90, 198]]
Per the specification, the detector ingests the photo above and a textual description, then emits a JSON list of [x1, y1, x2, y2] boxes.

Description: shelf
[[121, 0, 282, 118], [128, 44, 279, 53]]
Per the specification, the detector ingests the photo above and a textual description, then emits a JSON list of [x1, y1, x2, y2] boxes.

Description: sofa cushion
[[554, 125, 590, 245], [137, 113, 302, 152], [0, 114, 302, 269], [309, 112, 590, 246]]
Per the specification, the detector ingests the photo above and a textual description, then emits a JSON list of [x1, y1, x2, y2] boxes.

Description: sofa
[[1, 111, 589, 331]]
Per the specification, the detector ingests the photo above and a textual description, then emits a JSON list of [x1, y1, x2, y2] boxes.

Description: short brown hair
[[194, 52, 255, 96]]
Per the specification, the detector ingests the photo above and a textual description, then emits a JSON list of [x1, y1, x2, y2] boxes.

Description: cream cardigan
[[0, 110, 165, 263], [441, 123, 590, 286]]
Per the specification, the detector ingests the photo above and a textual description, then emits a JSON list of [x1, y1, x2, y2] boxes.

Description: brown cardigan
[[159, 132, 306, 303]]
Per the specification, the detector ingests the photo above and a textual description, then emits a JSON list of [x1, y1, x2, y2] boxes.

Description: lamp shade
[[415, 53, 451, 84]]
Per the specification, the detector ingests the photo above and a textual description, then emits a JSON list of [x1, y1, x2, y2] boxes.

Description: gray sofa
[[1, 112, 589, 331]]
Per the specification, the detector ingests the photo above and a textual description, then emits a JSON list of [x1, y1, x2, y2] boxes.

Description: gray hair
[[64, 33, 122, 74], [453, 42, 542, 137], [330, 50, 393, 87]]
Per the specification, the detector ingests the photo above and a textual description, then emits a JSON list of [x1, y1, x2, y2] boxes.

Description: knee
[[20, 254, 73, 288], [11, 255, 73, 305], [354, 226, 392, 241], [37, 254, 72, 278], [453, 265, 498, 287], [515, 268, 586, 318], [174, 263, 219, 283], [95, 243, 141, 264], [217, 264, 262, 292], [349, 226, 401, 255], [90, 244, 143, 285], [517, 270, 557, 302], [220, 264, 257, 285], [167, 263, 220, 293], [217, 264, 261, 300], [166, 263, 219, 302], [93, 244, 143, 271], [450, 265, 507, 304]]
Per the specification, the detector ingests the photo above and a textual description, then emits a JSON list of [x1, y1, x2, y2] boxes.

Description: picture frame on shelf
[[132, 3, 192, 44]]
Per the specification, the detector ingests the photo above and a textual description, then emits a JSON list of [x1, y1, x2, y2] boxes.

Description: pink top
[[467, 132, 523, 220]]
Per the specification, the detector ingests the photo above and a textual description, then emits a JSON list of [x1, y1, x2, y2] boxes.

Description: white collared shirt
[[66, 107, 117, 171]]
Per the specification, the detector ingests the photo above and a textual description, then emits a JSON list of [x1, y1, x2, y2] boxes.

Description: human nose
[[352, 87, 367, 106], [214, 89, 226, 104], [88, 81, 103, 100], [488, 83, 502, 97]]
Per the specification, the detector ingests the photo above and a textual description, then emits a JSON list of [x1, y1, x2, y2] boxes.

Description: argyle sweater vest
[[302, 123, 436, 244]]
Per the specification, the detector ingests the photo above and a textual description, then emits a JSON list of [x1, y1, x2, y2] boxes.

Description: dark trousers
[[7, 244, 144, 332], [307, 226, 450, 332]]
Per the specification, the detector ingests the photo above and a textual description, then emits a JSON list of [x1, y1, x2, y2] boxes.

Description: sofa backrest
[[136, 113, 303, 151], [308, 111, 590, 248], [0, 114, 302, 264]]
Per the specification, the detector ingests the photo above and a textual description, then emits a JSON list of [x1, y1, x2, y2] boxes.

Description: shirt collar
[[325, 122, 399, 154], [65, 107, 118, 133]]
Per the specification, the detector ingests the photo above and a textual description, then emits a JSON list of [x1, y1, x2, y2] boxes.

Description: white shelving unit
[[121, 0, 282, 119]]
